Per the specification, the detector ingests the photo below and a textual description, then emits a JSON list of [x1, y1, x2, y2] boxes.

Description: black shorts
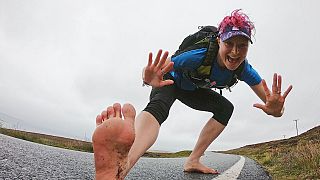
[[143, 75, 234, 126]]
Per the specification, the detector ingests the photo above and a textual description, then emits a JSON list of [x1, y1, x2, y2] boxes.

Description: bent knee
[[143, 99, 171, 125], [213, 100, 234, 126]]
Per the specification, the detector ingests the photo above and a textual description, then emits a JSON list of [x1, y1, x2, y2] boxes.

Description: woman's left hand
[[254, 73, 293, 117]]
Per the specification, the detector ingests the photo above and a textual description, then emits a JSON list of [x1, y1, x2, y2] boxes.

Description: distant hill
[[236, 125, 319, 149], [223, 125, 320, 179]]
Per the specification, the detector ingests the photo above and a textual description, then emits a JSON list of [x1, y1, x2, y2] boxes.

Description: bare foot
[[92, 103, 136, 180], [184, 159, 219, 174]]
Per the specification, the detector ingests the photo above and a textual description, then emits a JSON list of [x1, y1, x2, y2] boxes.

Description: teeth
[[227, 56, 238, 63]]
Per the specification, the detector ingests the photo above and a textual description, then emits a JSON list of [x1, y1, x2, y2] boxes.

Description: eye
[[224, 41, 233, 48], [238, 43, 248, 49]]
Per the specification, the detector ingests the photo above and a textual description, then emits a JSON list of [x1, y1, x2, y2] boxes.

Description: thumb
[[253, 103, 265, 111], [159, 80, 174, 87]]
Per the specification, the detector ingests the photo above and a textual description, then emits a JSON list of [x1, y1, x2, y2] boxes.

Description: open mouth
[[226, 55, 240, 64]]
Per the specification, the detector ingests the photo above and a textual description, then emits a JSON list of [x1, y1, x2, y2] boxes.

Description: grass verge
[[223, 126, 320, 179], [143, 150, 192, 158], [0, 127, 93, 152], [0, 127, 190, 158]]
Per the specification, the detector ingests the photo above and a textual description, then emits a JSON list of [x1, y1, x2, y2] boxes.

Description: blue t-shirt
[[170, 48, 262, 91]]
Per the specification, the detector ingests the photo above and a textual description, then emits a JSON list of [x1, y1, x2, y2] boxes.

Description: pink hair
[[218, 9, 255, 35]]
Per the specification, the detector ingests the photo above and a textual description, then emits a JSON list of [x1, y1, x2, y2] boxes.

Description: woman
[[92, 9, 292, 179]]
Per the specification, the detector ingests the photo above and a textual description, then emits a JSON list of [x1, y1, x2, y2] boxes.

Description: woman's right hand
[[142, 49, 174, 88]]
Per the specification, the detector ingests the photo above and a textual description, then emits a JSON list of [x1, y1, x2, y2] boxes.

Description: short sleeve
[[171, 48, 207, 70], [240, 60, 262, 86]]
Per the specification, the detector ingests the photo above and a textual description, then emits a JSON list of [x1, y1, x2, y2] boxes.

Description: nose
[[231, 44, 239, 54]]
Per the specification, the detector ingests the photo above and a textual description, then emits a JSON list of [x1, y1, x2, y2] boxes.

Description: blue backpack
[[172, 26, 245, 91]]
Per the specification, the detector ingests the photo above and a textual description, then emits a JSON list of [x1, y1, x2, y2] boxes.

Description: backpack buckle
[[226, 86, 232, 92]]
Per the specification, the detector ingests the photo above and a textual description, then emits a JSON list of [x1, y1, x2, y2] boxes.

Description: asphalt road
[[0, 134, 271, 179]]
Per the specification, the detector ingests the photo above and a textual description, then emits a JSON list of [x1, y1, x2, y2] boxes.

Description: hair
[[218, 9, 255, 36]]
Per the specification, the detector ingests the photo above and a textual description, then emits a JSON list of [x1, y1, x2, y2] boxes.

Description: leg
[[126, 111, 160, 171], [177, 88, 233, 174], [92, 103, 161, 180], [184, 118, 225, 174], [126, 84, 176, 174]]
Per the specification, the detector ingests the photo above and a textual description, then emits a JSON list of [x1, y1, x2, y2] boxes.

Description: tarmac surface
[[0, 133, 271, 180]]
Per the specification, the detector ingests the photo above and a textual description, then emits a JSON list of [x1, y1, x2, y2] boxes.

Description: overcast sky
[[1, 0, 319, 152]]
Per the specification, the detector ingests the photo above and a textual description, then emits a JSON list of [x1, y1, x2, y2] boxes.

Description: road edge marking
[[213, 155, 245, 180]]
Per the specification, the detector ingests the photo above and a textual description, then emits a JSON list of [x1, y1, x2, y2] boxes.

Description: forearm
[[250, 81, 266, 103]]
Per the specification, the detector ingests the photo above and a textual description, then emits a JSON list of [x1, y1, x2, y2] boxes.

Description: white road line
[[213, 155, 245, 180]]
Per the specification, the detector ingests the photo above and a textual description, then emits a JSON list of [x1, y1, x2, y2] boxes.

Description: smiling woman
[[91, 9, 293, 180]]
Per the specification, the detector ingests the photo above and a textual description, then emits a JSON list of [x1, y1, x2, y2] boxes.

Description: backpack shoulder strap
[[193, 26, 219, 79], [234, 60, 246, 79], [225, 60, 246, 91], [195, 38, 218, 78]]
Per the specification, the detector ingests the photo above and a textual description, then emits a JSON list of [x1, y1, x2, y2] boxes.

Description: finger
[[272, 73, 278, 93], [156, 51, 169, 70], [278, 75, 282, 94], [113, 103, 122, 118], [282, 85, 293, 99], [262, 79, 271, 97], [153, 49, 162, 68], [161, 62, 174, 74], [148, 52, 153, 67], [159, 79, 174, 87]]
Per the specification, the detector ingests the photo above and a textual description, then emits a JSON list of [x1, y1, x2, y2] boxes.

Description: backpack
[[172, 26, 245, 92]]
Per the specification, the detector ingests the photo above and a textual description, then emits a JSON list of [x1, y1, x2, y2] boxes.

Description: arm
[[250, 81, 266, 103], [251, 73, 293, 117], [142, 49, 174, 88]]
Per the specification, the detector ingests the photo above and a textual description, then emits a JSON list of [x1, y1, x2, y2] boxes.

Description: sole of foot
[[92, 103, 136, 180]]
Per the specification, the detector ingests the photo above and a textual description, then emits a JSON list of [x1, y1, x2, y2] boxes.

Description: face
[[217, 36, 249, 71]]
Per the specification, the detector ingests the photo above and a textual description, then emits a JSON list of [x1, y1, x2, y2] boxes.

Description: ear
[[217, 37, 221, 46]]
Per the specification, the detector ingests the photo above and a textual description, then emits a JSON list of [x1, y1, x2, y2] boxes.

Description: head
[[217, 9, 255, 70]]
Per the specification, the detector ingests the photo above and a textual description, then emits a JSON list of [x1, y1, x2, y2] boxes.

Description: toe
[[101, 110, 108, 121], [101, 106, 114, 121], [107, 106, 115, 119], [96, 115, 103, 126], [113, 103, 122, 118], [122, 103, 136, 123], [208, 169, 219, 174]]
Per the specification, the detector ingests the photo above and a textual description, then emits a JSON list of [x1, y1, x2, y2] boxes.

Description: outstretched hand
[[253, 73, 293, 117], [142, 49, 174, 88]]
